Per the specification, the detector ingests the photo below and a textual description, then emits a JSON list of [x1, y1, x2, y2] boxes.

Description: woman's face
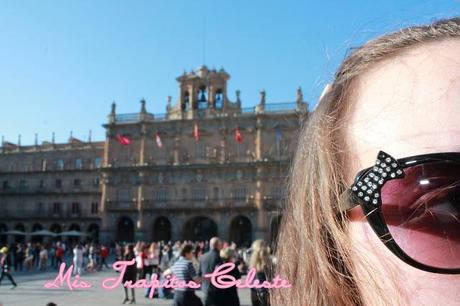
[[346, 39, 460, 305], [184, 251, 193, 260]]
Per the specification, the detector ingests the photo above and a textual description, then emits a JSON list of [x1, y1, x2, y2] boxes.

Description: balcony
[[0, 186, 99, 195], [106, 201, 137, 210], [114, 113, 155, 123], [139, 196, 256, 211], [111, 102, 303, 124]]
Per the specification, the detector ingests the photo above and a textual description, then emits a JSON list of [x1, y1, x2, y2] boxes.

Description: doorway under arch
[[152, 216, 171, 242], [68, 223, 81, 244], [183, 216, 217, 242], [31, 223, 43, 243], [50, 223, 62, 241], [87, 223, 100, 243], [117, 216, 134, 242], [14, 223, 26, 243], [229, 215, 252, 247], [0, 223, 7, 245]]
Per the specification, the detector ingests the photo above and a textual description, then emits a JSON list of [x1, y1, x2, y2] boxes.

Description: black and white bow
[[351, 151, 405, 205]]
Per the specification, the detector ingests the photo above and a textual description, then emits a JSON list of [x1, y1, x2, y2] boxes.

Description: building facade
[[0, 66, 308, 247]]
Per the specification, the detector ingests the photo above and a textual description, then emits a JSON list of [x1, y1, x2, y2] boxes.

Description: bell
[[199, 90, 207, 102]]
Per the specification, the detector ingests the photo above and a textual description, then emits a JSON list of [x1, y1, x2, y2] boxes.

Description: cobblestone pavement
[[0, 269, 252, 306]]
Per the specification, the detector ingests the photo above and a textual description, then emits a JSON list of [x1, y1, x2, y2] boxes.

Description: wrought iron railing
[[113, 102, 301, 124], [114, 113, 155, 123], [264, 102, 298, 112], [241, 107, 255, 114]]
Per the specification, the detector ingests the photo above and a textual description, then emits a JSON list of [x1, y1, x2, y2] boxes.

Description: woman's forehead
[[346, 39, 460, 173]]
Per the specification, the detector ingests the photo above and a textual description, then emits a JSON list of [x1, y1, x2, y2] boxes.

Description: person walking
[[0, 246, 18, 289], [216, 248, 241, 306], [158, 244, 173, 299], [73, 243, 84, 276], [99, 244, 110, 270], [55, 242, 64, 269], [122, 244, 136, 304], [15, 244, 25, 272], [38, 245, 48, 271], [24, 243, 34, 271], [165, 243, 203, 306], [198, 237, 223, 306], [249, 240, 272, 306]]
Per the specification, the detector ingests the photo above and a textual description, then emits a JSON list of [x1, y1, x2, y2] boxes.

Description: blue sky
[[0, 0, 458, 145]]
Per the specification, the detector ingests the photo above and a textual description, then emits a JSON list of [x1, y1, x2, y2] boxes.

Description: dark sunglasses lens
[[381, 160, 460, 270]]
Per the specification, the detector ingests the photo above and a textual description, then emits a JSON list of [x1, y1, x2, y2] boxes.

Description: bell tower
[[168, 66, 240, 119]]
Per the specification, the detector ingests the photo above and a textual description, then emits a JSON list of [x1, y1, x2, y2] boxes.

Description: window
[[232, 186, 247, 201], [71, 202, 80, 214], [91, 202, 99, 214], [234, 142, 248, 158], [132, 175, 141, 185], [117, 188, 131, 201], [56, 159, 64, 170], [213, 187, 219, 200], [41, 159, 47, 171], [73, 179, 81, 187], [37, 202, 43, 215], [2, 180, 9, 190], [19, 179, 27, 189], [181, 188, 188, 201], [94, 157, 102, 168], [75, 158, 83, 169], [215, 89, 224, 109], [195, 143, 207, 160], [93, 177, 100, 187], [192, 188, 207, 201], [39, 179, 46, 188], [52, 202, 61, 214], [153, 188, 168, 202], [55, 179, 62, 188]]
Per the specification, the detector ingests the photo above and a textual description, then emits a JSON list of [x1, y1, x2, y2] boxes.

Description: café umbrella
[[30, 230, 57, 237], [3, 230, 26, 236], [59, 231, 88, 237]]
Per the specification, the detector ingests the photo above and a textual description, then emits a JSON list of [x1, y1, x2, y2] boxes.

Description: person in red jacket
[[55, 243, 64, 269], [99, 244, 110, 270]]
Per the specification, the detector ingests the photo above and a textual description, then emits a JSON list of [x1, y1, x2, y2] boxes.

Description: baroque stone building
[[0, 66, 308, 247]]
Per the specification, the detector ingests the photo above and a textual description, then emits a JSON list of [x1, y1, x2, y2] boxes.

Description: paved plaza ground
[[0, 268, 252, 306]]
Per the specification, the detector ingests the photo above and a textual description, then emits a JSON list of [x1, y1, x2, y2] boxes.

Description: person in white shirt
[[73, 243, 84, 276], [38, 246, 48, 271]]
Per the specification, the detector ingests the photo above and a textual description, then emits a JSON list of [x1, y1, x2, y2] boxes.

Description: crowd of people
[[118, 237, 274, 306], [0, 241, 110, 275], [0, 237, 276, 306]]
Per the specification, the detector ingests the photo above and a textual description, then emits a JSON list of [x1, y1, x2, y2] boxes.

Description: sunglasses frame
[[343, 151, 460, 274]]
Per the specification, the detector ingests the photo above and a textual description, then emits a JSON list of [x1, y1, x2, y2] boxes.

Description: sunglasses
[[342, 151, 460, 274]]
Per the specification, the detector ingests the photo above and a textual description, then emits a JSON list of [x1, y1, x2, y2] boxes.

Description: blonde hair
[[271, 17, 460, 306], [220, 247, 235, 262], [249, 239, 271, 273]]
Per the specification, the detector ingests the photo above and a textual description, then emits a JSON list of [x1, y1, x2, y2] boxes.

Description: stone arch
[[31, 223, 43, 243], [117, 216, 134, 242], [0, 223, 8, 245], [87, 223, 100, 243], [183, 216, 217, 242], [50, 223, 62, 241], [215, 89, 224, 109], [229, 215, 253, 247], [14, 223, 26, 243], [152, 216, 171, 242], [68, 223, 81, 244], [68, 223, 81, 231]]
